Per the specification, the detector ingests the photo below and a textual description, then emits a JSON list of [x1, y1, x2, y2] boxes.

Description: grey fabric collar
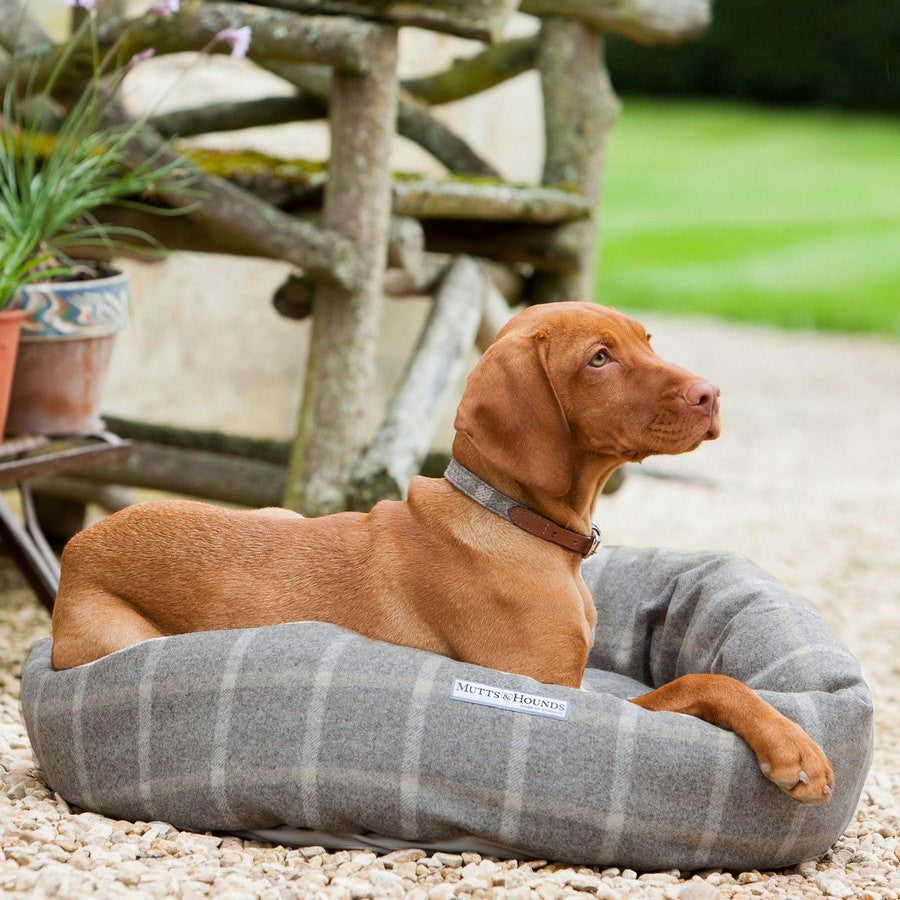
[[444, 458, 602, 557]]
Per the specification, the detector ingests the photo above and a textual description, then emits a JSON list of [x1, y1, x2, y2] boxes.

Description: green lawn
[[596, 100, 900, 336]]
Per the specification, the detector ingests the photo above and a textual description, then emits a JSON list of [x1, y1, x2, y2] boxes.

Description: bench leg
[[284, 24, 400, 516], [0, 485, 60, 611], [531, 17, 620, 303]]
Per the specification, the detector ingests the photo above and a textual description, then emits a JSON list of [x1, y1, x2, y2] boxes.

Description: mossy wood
[[520, 0, 711, 46], [104, 108, 362, 290], [91, 205, 578, 276], [181, 147, 587, 222], [219, 0, 518, 42], [403, 36, 538, 105]]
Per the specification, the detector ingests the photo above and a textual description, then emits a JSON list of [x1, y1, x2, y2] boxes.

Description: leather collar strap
[[444, 459, 602, 558]]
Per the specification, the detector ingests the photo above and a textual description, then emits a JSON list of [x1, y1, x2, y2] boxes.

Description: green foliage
[[0, 16, 188, 307], [596, 101, 900, 336], [606, 0, 900, 113]]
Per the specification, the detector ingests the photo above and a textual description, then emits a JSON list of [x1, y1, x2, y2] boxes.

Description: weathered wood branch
[[166, 144, 579, 223], [394, 179, 588, 223], [272, 216, 424, 318], [103, 416, 290, 463], [73, 425, 624, 505], [530, 18, 619, 301], [151, 36, 540, 140], [520, 0, 712, 47], [284, 24, 399, 515], [77, 443, 288, 507], [480, 258, 523, 301], [403, 35, 539, 105], [150, 94, 324, 137], [104, 416, 454, 477], [383, 255, 449, 298], [93, 202, 581, 274], [71, 422, 457, 506], [387, 216, 426, 275], [348, 256, 486, 509], [2, 4, 388, 88], [263, 62, 500, 176], [382, 256, 521, 303], [476, 281, 518, 352], [216, 0, 518, 42], [104, 105, 360, 288], [397, 90, 500, 177], [103, 5, 385, 71]]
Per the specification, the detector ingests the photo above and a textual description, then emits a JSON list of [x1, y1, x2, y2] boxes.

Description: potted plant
[[0, 9, 189, 436]]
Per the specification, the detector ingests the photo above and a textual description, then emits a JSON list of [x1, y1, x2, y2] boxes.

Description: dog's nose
[[684, 380, 720, 411]]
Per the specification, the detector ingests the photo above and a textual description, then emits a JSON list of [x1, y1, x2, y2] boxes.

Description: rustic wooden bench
[[2, 0, 709, 519]]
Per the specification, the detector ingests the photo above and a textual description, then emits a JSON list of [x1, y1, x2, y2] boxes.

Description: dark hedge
[[605, 0, 900, 111]]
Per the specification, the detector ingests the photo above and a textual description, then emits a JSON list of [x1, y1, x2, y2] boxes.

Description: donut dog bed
[[20, 547, 873, 870]]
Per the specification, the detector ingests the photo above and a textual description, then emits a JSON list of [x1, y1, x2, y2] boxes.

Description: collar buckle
[[586, 524, 603, 557]]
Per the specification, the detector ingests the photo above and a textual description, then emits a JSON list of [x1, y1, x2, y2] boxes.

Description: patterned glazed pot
[[6, 268, 129, 436]]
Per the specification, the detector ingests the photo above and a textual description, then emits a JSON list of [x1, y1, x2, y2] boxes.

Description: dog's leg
[[51, 590, 165, 670], [630, 673, 834, 804]]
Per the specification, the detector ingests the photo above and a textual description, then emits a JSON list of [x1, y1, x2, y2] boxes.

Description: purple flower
[[127, 48, 156, 69], [148, 0, 179, 16], [65, 0, 96, 9], [214, 26, 251, 59]]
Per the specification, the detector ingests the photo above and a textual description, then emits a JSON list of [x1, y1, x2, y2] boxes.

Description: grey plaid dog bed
[[20, 547, 873, 871]]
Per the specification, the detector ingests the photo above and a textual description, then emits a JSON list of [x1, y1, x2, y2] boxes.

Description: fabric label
[[450, 678, 569, 720]]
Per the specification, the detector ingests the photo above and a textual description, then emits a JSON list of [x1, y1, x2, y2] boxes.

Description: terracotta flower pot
[[6, 269, 129, 436], [0, 309, 26, 439]]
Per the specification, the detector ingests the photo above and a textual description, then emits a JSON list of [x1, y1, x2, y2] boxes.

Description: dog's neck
[[450, 435, 622, 537]]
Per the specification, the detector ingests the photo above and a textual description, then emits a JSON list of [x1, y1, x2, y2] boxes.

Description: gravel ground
[[1, 314, 898, 898]]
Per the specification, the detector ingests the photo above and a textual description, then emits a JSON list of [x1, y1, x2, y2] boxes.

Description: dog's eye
[[589, 350, 608, 368]]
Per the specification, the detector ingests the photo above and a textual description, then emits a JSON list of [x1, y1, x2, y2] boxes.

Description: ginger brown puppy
[[52, 302, 833, 803]]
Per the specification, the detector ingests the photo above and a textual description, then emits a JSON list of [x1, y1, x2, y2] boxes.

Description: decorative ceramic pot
[[6, 268, 129, 436]]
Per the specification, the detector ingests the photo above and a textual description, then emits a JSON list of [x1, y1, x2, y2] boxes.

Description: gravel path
[[1, 314, 898, 898]]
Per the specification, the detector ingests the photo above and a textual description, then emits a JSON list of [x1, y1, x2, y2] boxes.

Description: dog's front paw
[[753, 714, 834, 804]]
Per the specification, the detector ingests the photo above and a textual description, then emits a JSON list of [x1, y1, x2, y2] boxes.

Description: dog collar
[[444, 459, 602, 558]]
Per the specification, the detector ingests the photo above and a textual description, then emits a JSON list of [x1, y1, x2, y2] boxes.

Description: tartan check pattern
[[20, 547, 873, 870]]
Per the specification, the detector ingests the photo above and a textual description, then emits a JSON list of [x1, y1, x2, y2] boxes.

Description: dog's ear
[[454, 330, 572, 497]]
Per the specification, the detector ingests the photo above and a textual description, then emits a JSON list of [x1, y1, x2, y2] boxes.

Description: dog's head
[[454, 302, 721, 497]]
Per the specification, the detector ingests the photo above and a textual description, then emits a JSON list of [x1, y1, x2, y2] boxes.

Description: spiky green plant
[[0, 13, 191, 307]]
